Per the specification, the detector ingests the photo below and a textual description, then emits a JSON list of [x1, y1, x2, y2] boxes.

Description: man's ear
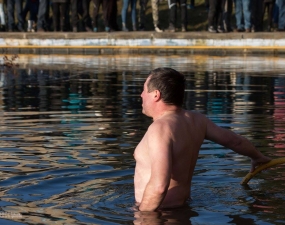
[[153, 90, 161, 102]]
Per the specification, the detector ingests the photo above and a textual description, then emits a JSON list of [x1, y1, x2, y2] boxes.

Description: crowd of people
[[0, 0, 284, 33]]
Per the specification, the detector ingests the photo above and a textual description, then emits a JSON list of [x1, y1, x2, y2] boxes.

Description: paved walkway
[[0, 31, 285, 54]]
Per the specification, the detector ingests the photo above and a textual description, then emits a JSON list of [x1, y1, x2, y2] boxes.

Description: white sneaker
[[155, 26, 163, 33]]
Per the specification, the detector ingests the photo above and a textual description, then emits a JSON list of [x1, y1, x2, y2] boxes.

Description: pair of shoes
[[225, 27, 233, 32], [166, 24, 175, 32], [122, 23, 129, 32], [208, 26, 217, 33], [122, 26, 129, 31], [0, 25, 6, 32], [27, 20, 35, 32], [139, 25, 145, 31], [37, 28, 45, 32], [85, 26, 92, 32], [155, 26, 163, 32], [105, 26, 110, 32], [93, 27, 98, 32], [18, 27, 25, 32], [181, 25, 187, 32], [234, 28, 245, 32], [73, 27, 77, 32], [217, 26, 224, 33], [133, 25, 137, 31], [245, 28, 251, 33], [276, 28, 285, 32]]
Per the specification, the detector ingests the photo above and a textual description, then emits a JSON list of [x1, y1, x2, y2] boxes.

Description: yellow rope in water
[[241, 157, 285, 185]]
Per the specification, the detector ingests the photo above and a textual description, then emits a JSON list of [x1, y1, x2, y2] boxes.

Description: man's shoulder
[[185, 110, 207, 120]]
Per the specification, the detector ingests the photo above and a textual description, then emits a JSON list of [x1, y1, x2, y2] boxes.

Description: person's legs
[[253, 0, 263, 31], [92, 0, 101, 30], [0, 3, 6, 26], [37, 0, 49, 31], [59, 3, 67, 31], [223, 0, 233, 31], [277, 0, 285, 29], [180, 0, 187, 30], [234, 0, 243, 30], [15, 0, 24, 31], [167, 0, 177, 30], [130, 0, 137, 30], [82, 0, 92, 31], [208, 0, 218, 28], [121, 0, 129, 24], [7, 0, 15, 31], [30, 1, 39, 21], [139, 0, 147, 30], [217, 0, 225, 31], [52, 2, 59, 31], [268, 2, 274, 29], [121, 0, 129, 31], [22, 0, 30, 20], [102, 0, 108, 27], [107, 0, 119, 31], [242, 0, 251, 30], [22, 0, 33, 32], [71, 0, 79, 30], [151, 0, 162, 31], [261, 2, 268, 30], [273, 0, 279, 27]]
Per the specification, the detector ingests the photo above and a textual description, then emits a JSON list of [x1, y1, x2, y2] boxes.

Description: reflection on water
[[0, 55, 285, 224]]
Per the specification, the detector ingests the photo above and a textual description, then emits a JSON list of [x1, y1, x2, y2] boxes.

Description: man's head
[[146, 68, 185, 107]]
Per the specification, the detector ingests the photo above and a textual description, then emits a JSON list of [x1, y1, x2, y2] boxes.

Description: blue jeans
[[234, 0, 251, 29], [276, 0, 285, 29], [7, 0, 25, 30], [121, 0, 137, 24]]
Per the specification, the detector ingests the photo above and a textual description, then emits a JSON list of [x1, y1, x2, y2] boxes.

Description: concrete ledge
[[0, 31, 285, 54]]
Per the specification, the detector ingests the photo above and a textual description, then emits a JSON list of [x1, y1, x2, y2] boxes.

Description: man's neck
[[152, 105, 181, 121]]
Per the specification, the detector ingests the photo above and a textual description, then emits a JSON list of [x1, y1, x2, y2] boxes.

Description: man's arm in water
[[205, 117, 271, 172], [138, 122, 172, 211]]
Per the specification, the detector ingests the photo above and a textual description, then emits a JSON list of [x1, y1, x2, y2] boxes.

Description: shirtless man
[[134, 67, 271, 212]]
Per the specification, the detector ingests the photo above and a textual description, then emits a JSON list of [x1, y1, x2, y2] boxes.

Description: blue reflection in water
[[0, 55, 284, 224]]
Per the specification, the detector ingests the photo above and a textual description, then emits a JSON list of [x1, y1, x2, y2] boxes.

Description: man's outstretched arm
[[138, 122, 172, 211], [205, 117, 271, 172]]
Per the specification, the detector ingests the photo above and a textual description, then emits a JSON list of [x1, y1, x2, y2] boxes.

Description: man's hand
[[250, 154, 271, 172]]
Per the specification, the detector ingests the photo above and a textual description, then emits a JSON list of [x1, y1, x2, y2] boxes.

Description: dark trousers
[[7, 0, 24, 30], [37, 0, 50, 30], [22, 0, 39, 21], [223, 0, 232, 30], [168, 0, 187, 27], [263, 1, 275, 29], [251, 0, 263, 31], [139, 0, 148, 27], [72, 0, 92, 28], [91, 0, 108, 28], [106, 0, 119, 30], [52, 3, 67, 31], [208, 0, 225, 27]]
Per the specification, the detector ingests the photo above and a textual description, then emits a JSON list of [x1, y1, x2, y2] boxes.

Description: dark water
[[0, 55, 285, 225]]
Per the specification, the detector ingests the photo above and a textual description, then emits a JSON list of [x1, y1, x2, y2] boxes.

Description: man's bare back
[[134, 110, 207, 208], [134, 68, 270, 212]]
